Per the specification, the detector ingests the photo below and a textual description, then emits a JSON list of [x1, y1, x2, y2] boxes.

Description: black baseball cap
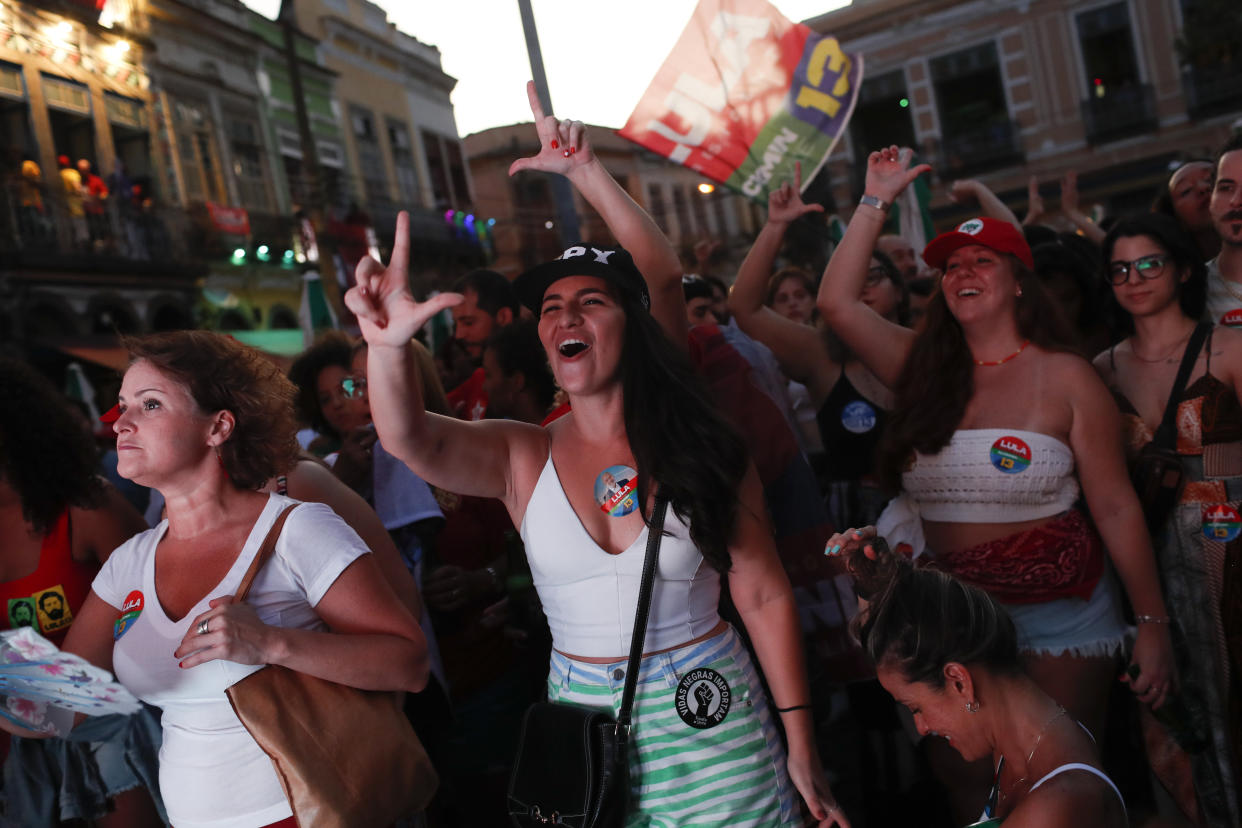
[[514, 243, 651, 315]]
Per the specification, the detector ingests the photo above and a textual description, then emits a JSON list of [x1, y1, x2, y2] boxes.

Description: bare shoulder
[[1210, 324, 1242, 360], [1045, 349, 1112, 400], [1006, 768, 1126, 828]]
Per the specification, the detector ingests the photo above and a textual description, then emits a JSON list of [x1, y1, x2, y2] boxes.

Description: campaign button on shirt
[[990, 436, 1031, 474], [841, 400, 877, 434], [1202, 504, 1242, 542], [114, 590, 144, 641], [1221, 309, 1242, 328]]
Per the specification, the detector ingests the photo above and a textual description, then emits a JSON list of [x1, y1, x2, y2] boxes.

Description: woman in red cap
[[819, 146, 1174, 820]]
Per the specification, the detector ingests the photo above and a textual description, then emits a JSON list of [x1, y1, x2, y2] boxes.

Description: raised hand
[[1023, 175, 1046, 225], [508, 80, 596, 179], [768, 161, 826, 226], [864, 146, 931, 206], [949, 179, 982, 205], [343, 211, 462, 348], [1060, 169, 1081, 215]]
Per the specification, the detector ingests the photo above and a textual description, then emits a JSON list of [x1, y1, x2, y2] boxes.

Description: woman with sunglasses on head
[[1092, 212, 1242, 827], [346, 82, 849, 827], [728, 162, 906, 530], [820, 147, 1174, 822]]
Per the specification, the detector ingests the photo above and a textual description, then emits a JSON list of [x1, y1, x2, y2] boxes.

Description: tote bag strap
[[234, 504, 299, 603], [616, 496, 670, 735]]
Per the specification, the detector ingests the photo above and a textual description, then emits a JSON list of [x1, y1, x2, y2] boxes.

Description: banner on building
[[207, 202, 251, 236], [619, 0, 863, 202]]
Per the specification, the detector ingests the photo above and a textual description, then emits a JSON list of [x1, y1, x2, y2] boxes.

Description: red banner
[[207, 202, 250, 236]]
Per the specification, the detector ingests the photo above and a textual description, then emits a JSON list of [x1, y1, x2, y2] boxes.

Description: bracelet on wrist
[[858, 194, 889, 213], [1135, 614, 1170, 625], [774, 703, 813, 714]]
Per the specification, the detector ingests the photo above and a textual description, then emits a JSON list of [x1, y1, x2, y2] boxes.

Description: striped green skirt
[[546, 625, 800, 827]]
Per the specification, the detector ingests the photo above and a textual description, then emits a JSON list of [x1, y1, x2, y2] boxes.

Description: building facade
[[807, 0, 1242, 226], [0, 0, 204, 357], [290, 0, 483, 281]]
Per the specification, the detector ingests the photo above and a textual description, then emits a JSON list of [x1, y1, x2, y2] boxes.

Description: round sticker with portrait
[[595, 465, 639, 518]]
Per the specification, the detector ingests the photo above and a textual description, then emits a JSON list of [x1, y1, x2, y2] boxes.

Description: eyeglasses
[[1107, 255, 1167, 285], [340, 376, 367, 399], [864, 266, 889, 287]]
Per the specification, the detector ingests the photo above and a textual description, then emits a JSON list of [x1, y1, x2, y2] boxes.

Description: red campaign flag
[[619, 0, 863, 201], [207, 202, 251, 236]]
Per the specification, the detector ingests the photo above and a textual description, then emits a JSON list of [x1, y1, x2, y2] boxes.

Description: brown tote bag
[[224, 504, 438, 827]]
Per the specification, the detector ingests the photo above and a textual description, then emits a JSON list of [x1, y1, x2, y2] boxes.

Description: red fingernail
[[562, 150, 570, 158], [570, 147, 577, 155], [551, 140, 559, 149]]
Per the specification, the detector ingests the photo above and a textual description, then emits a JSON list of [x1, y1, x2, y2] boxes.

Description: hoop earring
[[966, 701, 980, 714]]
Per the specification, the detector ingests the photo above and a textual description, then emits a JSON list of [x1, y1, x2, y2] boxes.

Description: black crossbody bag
[[1130, 322, 1211, 534], [507, 497, 669, 828]]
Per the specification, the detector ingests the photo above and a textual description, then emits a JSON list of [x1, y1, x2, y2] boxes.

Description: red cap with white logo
[[922, 217, 1034, 272]]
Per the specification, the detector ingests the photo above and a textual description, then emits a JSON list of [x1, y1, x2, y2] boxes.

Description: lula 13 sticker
[[990, 436, 1031, 474], [841, 400, 877, 434], [595, 465, 639, 517], [1221, 309, 1242, 328], [1202, 504, 1241, 542], [114, 590, 144, 641]]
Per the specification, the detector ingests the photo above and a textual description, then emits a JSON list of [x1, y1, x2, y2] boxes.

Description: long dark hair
[[878, 258, 1079, 491], [616, 293, 749, 573], [1102, 213, 1208, 336], [0, 358, 102, 533], [287, 331, 354, 441]]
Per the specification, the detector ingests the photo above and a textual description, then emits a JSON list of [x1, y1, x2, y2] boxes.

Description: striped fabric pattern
[[546, 627, 799, 827]]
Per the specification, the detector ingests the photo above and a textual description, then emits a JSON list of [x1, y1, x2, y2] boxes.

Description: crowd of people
[[6, 150, 161, 258], [0, 75, 1239, 828]]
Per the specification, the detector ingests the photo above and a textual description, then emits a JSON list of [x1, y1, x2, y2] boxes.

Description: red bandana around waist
[[928, 509, 1104, 604]]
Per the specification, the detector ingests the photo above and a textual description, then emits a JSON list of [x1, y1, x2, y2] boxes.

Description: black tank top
[[815, 372, 886, 482]]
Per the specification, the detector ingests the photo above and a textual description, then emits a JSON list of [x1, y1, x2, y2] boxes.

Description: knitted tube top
[[901, 429, 1079, 523]]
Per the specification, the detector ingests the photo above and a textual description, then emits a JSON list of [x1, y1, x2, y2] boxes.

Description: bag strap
[[616, 496, 670, 735], [234, 504, 299, 603], [1152, 322, 1211, 449]]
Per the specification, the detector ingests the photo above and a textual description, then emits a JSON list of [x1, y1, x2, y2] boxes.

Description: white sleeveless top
[[519, 454, 721, 658], [901, 429, 1079, 523]]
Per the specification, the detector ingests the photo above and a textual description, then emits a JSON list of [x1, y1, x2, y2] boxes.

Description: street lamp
[[697, 182, 715, 195]]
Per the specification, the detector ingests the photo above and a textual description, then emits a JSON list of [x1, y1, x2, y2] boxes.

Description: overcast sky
[[240, 0, 850, 137]]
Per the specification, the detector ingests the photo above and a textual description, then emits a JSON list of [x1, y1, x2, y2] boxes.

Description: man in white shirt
[[1204, 134, 1242, 326]]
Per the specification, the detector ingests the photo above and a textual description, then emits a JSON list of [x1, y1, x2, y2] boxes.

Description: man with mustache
[[1206, 134, 1242, 327]]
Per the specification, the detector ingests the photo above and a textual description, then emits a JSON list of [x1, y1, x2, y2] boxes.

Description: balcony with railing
[[1182, 63, 1242, 120], [938, 119, 1024, 177], [0, 179, 207, 276], [1082, 83, 1157, 145]]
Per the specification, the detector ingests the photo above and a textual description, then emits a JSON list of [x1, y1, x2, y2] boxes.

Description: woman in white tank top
[[837, 529, 1127, 827], [347, 83, 849, 827]]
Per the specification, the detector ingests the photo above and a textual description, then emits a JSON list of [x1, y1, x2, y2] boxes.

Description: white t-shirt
[[1204, 257, 1242, 327], [92, 493, 368, 828]]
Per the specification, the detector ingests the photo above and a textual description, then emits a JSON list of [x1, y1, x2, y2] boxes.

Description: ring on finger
[[197, 619, 209, 635]]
